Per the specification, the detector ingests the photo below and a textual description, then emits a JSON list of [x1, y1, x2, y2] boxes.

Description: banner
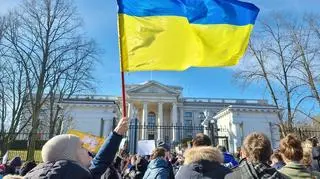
[[68, 129, 105, 153], [137, 140, 155, 156]]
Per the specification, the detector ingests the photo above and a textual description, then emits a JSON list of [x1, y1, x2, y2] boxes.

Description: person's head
[[151, 147, 166, 160], [279, 134, 303, 163], [242, 132, 272, 163], [130, 155, 137, 165], [270, 151, 283, 165], [301, 139, 313, 166], [309, 137, 318, 147], [192, 133, 212, 147], [41, 134, 92, 167], [217, 145, 227, 153], [9, 157, 22, 168], [184, 146, 223, 165], [9, 157, 22, 174], [157, 141, 170, 151]]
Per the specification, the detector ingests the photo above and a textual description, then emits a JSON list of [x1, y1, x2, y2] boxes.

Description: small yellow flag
[[68, 129, 105, 153]]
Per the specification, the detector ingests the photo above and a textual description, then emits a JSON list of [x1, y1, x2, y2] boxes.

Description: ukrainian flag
[[117, 0, 259, 72]]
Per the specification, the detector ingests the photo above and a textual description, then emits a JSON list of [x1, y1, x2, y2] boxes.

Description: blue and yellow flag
[[117, 0, 259, 72]]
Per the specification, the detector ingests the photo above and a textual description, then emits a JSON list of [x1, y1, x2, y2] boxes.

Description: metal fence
[[126, 123, 229, 154], [291, 128, 320, 141]]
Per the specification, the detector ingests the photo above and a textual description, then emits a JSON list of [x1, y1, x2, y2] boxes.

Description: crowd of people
[[1, 117, 320, 179]]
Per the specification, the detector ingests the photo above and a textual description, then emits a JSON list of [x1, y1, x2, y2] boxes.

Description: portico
[[126, 81, 181, 143]]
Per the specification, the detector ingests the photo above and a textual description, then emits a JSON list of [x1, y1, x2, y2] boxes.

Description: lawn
[[5, 150, 42, 163]]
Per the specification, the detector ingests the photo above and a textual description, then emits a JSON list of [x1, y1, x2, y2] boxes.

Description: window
[[148, 112, 156, 126], [184, 119, 193, 126], [147, 112, 156, 138], [148, 134, 155, 140], [184, 112, 193, 118]]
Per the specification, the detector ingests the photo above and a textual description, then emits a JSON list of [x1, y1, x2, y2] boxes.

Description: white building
[[58, 96, 118, 137], [55, 81, 280, 153]]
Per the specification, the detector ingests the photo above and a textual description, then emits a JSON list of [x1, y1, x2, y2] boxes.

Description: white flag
[[2, 151, 8, 164]]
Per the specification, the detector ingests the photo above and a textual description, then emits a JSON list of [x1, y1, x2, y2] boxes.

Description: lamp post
[[132, 108, 138, 154]]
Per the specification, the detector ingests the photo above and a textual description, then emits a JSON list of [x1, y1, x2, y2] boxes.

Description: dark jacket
[[167, 159, 175, 179], [312, 146, 320, 171], [24, 160, 92, 179], [143, 158, 169, 179], [101, 165, 122, 179], [25, 132, 123, 179], [175, 160, 231, 179], [225, 159, 285, 179]]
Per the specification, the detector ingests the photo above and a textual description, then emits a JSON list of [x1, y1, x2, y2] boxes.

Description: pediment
[[126, 81, 181, 96]]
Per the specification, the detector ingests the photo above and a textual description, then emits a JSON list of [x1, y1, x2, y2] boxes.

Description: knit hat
[[9, 157, 22, 167], [41, 134, 81, 162], [157, 141, 170, 151]]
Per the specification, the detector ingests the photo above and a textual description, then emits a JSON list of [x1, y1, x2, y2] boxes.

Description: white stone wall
[[65, 105, 115, 137], [217, 112, 235, 152], [217, 110, 280, 153]]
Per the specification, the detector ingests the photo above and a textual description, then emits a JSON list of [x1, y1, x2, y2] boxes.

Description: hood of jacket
[[184, 146, 223, 165], [24, 160, 92, 179], [148, 158, 168, 170], [237, 159, 283, 179], [176, 160, 231, 179]]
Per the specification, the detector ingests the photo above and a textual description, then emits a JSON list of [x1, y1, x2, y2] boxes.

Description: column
[[157, 102, 163, 141], [126, 103, 132, 140], [141, 102, 148, 140], [127, 103, 133, 119], [171, 103, 178, 142], [179, 107, 184, 140], [127, 103, 135, 154]]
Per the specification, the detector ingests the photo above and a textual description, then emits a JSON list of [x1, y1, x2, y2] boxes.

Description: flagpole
[[118, 14, 127, 119], [120, 71, 127, 118]]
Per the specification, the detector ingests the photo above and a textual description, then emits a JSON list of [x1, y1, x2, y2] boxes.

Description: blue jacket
[[143, 158, 169, 179], [25, 132, 122, 179], [223, 153, 239, 168]]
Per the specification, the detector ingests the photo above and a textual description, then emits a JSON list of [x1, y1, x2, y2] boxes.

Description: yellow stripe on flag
[[119, 14, 254, 72]]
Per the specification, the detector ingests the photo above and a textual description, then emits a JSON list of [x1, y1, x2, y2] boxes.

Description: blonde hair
[[280, 134, 303, 161], [242, 132, 272, 162], [301, 139, 313, 166], [151, 147, 166, 160], [184, 146, 223, 165]]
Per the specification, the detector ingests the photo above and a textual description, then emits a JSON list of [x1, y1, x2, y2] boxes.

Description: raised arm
[[89, 118, 128, 178]]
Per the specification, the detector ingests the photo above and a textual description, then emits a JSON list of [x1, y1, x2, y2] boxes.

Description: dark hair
[[217, 145, 227, 153], [151, 147, 166, 160], [192, 133, 212, 147], [270, 151, 283, 162], [280, 134, 303, 161], [242, 132, 272, 162]]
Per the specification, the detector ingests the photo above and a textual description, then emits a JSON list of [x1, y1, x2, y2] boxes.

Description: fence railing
[[291, 127, 320, 141]]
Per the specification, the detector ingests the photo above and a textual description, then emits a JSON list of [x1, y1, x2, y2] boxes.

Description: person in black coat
[[24, 117, 128, 179], [175, 146, 231, 179]]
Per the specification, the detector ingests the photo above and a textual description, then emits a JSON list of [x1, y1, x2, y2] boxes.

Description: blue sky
[[1, 0, 320, 100]]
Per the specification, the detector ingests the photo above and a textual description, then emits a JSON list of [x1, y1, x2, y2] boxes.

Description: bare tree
[[0, 16, 31, 154], [235, 15, 318, 134], [46, 40, 96, 138], [0, 59, 32, 154], [289, 15, 320, 106], [2, 0, 97, 160]]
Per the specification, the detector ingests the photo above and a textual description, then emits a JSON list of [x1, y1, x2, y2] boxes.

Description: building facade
[[54, 81, 280, 153]]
